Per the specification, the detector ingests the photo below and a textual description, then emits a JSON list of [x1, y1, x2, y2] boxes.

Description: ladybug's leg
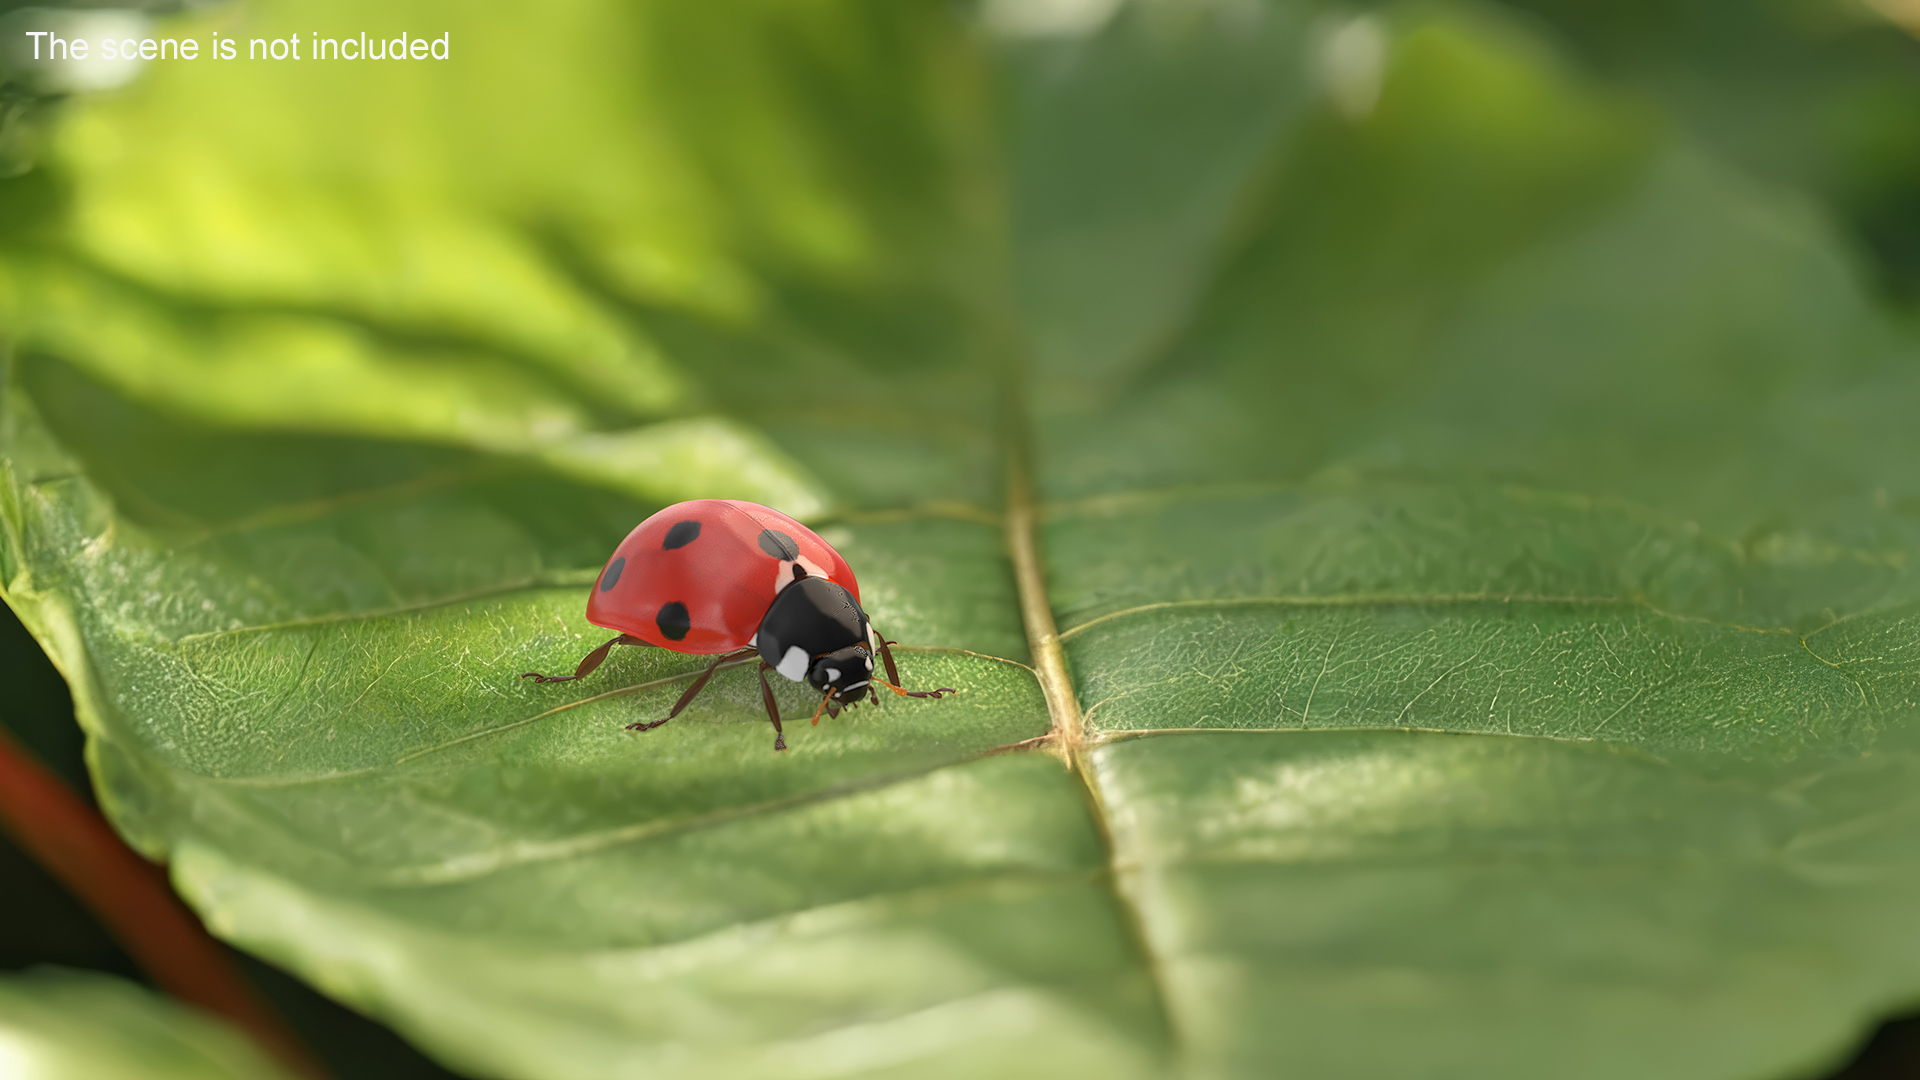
[[872, 679, 956, 700], [868, 628, 956, 701], [757, 662, 787, 752], [521, 634, 639, 684], [625, 647, 756, 733], [873, 630, 904, 687]]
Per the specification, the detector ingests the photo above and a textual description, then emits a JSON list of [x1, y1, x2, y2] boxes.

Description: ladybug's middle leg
[[521, 634, 641, 683], [625, 647, 757, 733], [757, 662, 787, 752]]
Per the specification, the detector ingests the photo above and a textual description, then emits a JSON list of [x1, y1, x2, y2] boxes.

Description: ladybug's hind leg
[[625, 646, 758, 734], [522, 634, 641, 683]]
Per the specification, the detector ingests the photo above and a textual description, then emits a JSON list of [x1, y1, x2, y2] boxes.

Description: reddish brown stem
[[0, 724, 330, 1080]]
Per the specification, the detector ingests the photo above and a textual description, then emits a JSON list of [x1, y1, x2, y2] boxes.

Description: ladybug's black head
[[807, 644, 873, 705]]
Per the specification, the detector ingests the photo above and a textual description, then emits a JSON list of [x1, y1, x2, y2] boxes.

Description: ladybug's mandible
[[522, 499, 952, 751]]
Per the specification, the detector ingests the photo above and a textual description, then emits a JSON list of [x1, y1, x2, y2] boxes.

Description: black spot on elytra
[[662, 520, 701, 549], [655, 601, 690, 641], [758, 529, 799, 560], [599, 556, 625, 592]]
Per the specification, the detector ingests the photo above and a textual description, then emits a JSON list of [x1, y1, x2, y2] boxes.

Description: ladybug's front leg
[[869, 626, 956, 701], [521, 634, 640, 683], [873, 631, 904, 688]]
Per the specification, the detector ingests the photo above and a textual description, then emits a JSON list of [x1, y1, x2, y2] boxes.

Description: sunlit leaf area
[[5, 0, 1920, 1077]]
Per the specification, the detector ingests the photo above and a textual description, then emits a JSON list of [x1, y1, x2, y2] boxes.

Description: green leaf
[[0, 968, 298, 1080], [3, 2, 1919, 1079]]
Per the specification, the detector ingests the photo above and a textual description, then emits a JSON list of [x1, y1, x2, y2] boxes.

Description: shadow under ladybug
[[521, 499, 954, 751]]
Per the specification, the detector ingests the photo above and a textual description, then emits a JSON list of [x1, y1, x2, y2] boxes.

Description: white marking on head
[[776, 645, 809, 681], [825, 668, 841, 682], [843, 680, 870, 692], [863, 656, 873, 671]]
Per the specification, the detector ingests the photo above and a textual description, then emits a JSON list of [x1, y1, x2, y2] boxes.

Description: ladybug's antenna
[[810, 687, 837, 726]]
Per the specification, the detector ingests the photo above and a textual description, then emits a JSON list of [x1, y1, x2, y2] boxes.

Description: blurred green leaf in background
[[0, 967, 299, 1080], [5, 0, 1920, 1077]]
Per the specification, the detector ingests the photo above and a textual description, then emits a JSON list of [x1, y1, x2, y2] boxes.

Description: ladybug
[[522, 499, 953, 751]]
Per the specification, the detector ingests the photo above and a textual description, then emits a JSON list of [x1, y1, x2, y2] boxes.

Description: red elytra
[[586, 500, 856, 653], [521, 498, 953, 751]]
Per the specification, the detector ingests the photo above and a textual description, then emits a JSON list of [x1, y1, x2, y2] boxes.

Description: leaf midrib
[[1004, 434, 1086, 759], [999, 386, 1184, 1057]]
